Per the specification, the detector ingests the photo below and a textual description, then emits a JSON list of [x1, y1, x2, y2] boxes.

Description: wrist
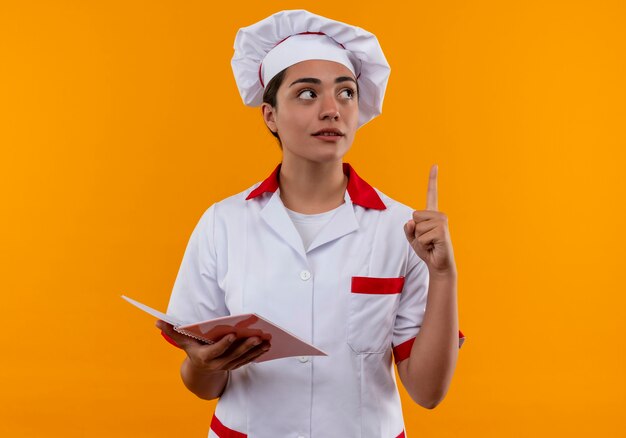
[[428, 266, 457, 282], [181, 358, 229, 400], [184, 356, 227, 377]]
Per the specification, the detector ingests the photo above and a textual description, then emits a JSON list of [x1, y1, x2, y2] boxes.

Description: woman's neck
[[278, 157, 348, 214]]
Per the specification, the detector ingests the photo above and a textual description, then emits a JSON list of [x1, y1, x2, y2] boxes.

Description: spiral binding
[[174, 327, 216, 345]]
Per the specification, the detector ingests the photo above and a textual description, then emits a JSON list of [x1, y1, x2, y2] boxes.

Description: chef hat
[[231, 9, 391, 127]]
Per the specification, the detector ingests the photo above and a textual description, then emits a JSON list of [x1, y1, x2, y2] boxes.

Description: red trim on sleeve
[[245, 163, 386, 210], [396, 431, 406, 438], [210, 415, 247, 438], [351, 276, 405, 294], [160, 331, 181, 348], [394, 331, 466, 363], [393, 337, 415, 363]]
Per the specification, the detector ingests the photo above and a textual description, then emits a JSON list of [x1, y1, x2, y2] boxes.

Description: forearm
[[399, 270, 459, 408], [180, 357, 229, 400]]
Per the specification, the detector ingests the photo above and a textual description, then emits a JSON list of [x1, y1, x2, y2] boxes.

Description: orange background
[[1, 1, 625, 436]]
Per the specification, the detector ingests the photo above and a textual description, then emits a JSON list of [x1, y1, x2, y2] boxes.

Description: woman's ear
[[261, 103, 278, 134]]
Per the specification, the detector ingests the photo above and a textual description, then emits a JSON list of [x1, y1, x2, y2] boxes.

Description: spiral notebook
[[121, 295, 327, 363]]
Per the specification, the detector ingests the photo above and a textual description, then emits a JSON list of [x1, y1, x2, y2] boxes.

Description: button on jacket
[[167, 163, 463, 438]]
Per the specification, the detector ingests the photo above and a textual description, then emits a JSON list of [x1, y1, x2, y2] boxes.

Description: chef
[[157, 9, 465, 438]]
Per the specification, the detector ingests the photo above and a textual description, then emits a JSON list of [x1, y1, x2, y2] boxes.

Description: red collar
[[245, 163, 386, 210]]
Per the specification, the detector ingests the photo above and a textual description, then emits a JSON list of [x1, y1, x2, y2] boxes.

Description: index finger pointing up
[[426, 164, 438, 211]]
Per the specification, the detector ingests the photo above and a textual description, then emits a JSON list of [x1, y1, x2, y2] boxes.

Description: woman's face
[[262, 59, 359, 164]]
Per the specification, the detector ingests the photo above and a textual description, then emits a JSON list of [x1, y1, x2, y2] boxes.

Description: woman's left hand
[[403, 164, 457, 278]]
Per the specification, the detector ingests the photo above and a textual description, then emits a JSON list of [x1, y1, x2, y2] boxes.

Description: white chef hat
[[231, 9, 391, 127]]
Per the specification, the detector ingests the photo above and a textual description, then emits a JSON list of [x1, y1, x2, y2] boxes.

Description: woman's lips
[[312, 129, 344, 142], [312, 133, 343, 142]]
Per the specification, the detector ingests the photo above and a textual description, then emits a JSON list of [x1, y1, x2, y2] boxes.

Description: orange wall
[[1, 1, 624, 436]]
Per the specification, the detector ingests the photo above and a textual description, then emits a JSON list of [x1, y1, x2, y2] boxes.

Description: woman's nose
[[319, 95, 340, 121]]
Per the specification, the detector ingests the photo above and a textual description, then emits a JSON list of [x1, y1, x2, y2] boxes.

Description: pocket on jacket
[[347, 276, 404, 353]]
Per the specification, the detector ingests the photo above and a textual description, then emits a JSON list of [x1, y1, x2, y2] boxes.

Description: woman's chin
[[283, 144, 351, 164]]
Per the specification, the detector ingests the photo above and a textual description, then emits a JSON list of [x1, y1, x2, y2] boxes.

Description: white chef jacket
[[167, 163, 464, 438]]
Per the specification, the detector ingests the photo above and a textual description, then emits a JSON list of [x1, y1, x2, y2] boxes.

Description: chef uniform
[[166, 10, 464, 438]]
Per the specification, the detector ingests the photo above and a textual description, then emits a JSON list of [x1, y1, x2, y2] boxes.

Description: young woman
[[157, 9, 464, 438]]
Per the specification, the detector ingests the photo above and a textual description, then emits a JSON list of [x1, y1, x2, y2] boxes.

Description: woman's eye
[[340, 88, 355, 99], [297, 90, 316, 100]]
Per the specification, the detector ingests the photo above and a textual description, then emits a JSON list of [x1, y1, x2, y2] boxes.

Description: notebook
[[121, 295, 327, 363]]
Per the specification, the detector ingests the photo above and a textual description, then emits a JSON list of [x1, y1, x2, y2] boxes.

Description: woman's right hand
[[155, 319, 271, 372]]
